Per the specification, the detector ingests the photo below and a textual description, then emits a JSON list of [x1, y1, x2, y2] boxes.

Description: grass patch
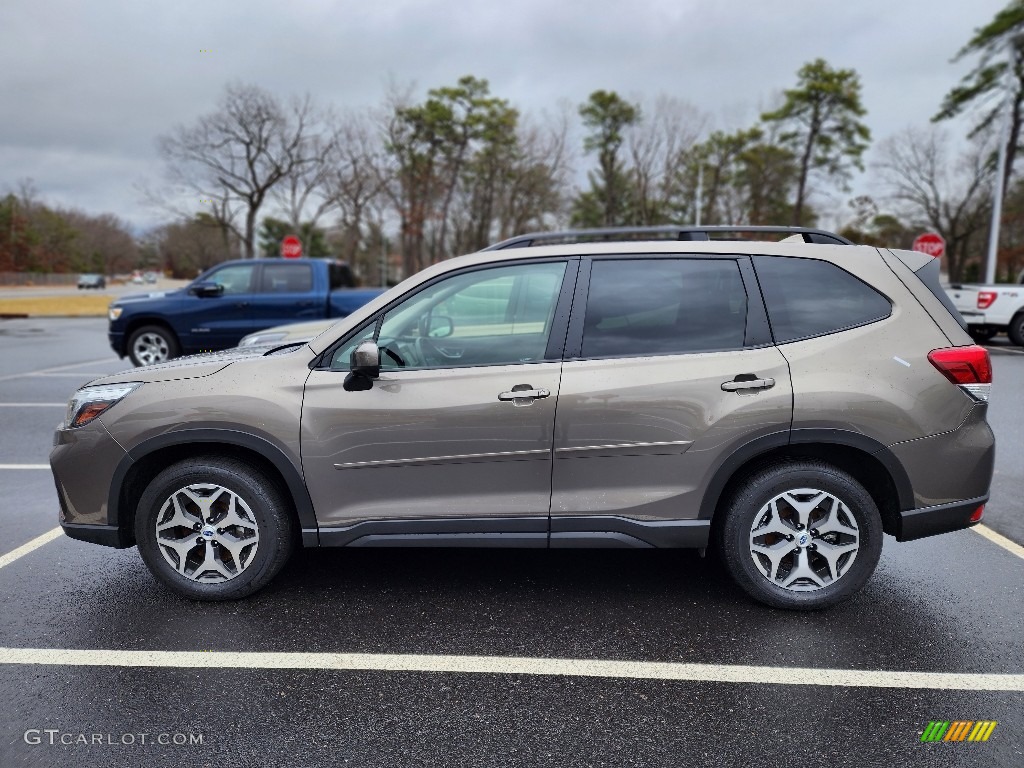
[[0, 294, 111, 317]]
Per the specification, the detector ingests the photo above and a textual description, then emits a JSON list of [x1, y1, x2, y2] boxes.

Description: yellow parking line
[[972, 524, 1024, 561]]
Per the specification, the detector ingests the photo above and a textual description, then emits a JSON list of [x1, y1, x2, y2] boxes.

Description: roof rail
[[483, 225, 853, 250]]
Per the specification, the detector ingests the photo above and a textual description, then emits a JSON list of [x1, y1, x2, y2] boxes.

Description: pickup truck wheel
[[134, 457, 296, 601], [718, 461, 883, 610], [128, 325, 179, 366], [1008, 312, 1024, 348]]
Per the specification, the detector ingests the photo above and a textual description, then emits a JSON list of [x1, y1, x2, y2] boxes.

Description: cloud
[[0, 0, 1008, 230]]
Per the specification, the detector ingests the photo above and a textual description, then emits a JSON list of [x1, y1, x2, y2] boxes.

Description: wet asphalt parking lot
[[0, 317, 1022, 768]]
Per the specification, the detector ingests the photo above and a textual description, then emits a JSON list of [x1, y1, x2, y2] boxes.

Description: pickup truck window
[[260, 263, 313, 293], [208, 264, 254, 295]]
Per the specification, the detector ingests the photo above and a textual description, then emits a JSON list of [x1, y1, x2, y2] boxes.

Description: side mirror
[[344, 341, 380, 391], [189, 281, 224, 298]]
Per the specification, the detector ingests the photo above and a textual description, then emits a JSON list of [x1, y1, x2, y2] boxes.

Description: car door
[[301, 259, 575, 544], [183, 263, 256, 350], [550, 255, 793, 541], [248, 261, 320, 329]]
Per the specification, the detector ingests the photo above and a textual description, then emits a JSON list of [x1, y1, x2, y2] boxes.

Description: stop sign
[[912, 232, 945, 258], [281, 235, 303, 259]]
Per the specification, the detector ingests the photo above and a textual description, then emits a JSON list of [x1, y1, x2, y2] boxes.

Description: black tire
[[1008, 312, 1024, 348], [127, 324, 180, 366], [134, 457, 296, 600], [968, 326, 997, 344], [718, 461, 883, 610]]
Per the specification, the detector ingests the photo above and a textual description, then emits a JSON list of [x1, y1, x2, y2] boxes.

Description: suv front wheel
[[134, 458, 296, 600], [719, 461, 883, 610]]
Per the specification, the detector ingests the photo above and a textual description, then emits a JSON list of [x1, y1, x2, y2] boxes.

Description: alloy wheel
[[748, 488, 860, 592], [154, 483, 260, 583], [132, 332, 171, 365]]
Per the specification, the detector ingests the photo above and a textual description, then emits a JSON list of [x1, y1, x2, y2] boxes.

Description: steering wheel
[[414, 337, 439, 367], [379, 343, 406, 367]]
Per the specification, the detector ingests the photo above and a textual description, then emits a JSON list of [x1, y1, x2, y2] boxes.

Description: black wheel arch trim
[[697, 428, 915, 520], [109, 428, 318, 542]]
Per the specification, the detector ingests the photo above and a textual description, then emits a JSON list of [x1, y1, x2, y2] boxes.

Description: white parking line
[[0, 464, 50, 469], [0, 528, 63, 570], [0, 403, 65, 407], [973, 524, 1024, 560], [0, 647, 1020, 691], [36, 372, 114, 378], [0, 358, 115, 382]]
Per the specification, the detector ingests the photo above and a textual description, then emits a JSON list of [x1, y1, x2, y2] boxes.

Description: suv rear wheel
[[719, 461, 883, 610], [134, 458, 295, 600]]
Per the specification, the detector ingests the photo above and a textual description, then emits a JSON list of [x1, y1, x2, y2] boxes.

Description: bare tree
[[152, 216, 240, 278], [497, 109, 574, 238], [271, 107, 339, 251], [875, 126, 993, 282], [627, 96, 707, 225], [158, 83, 314, 258], [322, 111, 389, 265]]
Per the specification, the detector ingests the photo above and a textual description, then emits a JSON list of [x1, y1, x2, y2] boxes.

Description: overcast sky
[[0, 0, 1011, 233]]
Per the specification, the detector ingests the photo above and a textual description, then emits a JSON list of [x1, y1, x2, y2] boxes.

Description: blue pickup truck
[[108, 259, 384, 366]]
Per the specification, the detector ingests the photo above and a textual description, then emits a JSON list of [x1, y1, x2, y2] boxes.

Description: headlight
[[238, 332, 287, 347], [108, 306, 123, 321], [65, 382, 142, 429]]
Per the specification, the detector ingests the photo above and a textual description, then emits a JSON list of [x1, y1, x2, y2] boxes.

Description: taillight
[[928, 345, 992, 402], [977, 291, 997, 309], [969, 505, 985, 523]]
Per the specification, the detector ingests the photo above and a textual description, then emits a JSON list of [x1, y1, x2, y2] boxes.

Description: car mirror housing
[[344, 341, 380, 391], [189, 281, 224, 298]]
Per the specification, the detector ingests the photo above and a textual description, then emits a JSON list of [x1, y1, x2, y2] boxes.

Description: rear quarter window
[[754, 256, 891, 343]]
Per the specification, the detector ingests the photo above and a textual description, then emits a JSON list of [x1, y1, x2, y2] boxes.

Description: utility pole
[[986, 95, 1011, 285], [985, 43, 1020, 285]]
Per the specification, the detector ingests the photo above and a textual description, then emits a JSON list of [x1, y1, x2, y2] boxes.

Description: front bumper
[[895, 495, 987, 541], [60, 521, 131, 548], [51, 420, 133, 548], [108, 328, 126, 357]]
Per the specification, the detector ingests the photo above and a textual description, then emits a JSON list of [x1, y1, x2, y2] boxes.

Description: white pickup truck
[[946, 278, 1024, 347]]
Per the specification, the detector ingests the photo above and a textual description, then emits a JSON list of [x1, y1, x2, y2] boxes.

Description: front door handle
[[498, 386, 551, 403], [721, 377, 775, 392]]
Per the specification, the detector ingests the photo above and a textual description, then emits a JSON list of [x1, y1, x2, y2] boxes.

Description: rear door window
[[581, 258, 748, 358], [753, 256, 891, 343], [260, 263, 313, 293]]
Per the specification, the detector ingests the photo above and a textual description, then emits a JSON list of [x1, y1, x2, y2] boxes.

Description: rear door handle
[[721, 377, 775, 392]]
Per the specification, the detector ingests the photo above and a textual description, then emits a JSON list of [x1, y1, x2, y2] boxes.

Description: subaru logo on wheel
[[201, 527, 215, 539], [798, 533, 809, 546]]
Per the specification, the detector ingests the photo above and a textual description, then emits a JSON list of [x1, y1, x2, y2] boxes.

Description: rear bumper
[[895, 495, 987, 541], [958, 311, 986, 325]]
